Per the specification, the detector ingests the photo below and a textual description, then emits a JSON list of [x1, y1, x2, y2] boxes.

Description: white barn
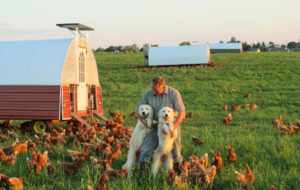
[[210, 43, 242, 53], [148, 45, 210, 66]]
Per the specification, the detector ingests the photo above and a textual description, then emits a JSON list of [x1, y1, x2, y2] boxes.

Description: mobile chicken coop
[[148, 44, 210, 66], [0, 23, 103, 133]]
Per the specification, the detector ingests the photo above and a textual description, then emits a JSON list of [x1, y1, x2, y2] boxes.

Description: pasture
[[1, 52, 300, 189]]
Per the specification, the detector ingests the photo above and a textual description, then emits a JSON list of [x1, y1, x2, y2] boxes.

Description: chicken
[[223, 105, 228, 111], [200, 153, 209, 168], [272, 116, 283, 129], [107, 143, 122, 165], [187, 111, 194, 119], [223, 113, 233, 125], [192, 136, 204, 146], [8, 177, 23, 190], [249, 103, 257, 110], [235, 163, 255, 189], [29, 150, 48, 173], [167, 169, 177, 184], [203, 165, 217, 187], [0, 174, 23, 190], [60, 160, 85, 175], [13, 141, 28, 155], [227, 146, 237, 163], [94, 173, 109, 190], [270, 185, 278, 190], [105, 164, 127, 179], [213, 152, 223, 172], [67, 144, 90, 161], [0, 147, 17, 166], [232, 105, 241, 112], [0, 134, 9, 142], [0, 174, 10, 187]]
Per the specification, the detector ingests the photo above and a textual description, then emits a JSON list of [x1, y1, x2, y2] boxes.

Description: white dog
[[123, 104, 155, 173], [152, 106, 178, 177]]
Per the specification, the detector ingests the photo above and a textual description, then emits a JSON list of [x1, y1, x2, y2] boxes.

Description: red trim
[[62, 86, 71, 120], [96, 85, 103, 114]]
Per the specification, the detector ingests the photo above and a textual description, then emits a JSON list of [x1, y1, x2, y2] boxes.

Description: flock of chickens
[[0, 104, 295, 190]]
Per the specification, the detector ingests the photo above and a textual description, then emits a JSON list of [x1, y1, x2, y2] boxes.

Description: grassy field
[[1, 52, 300, 189]]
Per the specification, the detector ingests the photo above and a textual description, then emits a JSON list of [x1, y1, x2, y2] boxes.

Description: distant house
[[148, 44, 210, 66], [209, 43, 242, 53]]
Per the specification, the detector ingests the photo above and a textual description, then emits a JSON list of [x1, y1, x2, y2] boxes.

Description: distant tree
[[281, 44, 286, 49], [219, 40, 224, 43], [151, 44, 159, 47], [94, 47, 104, 52], [179, 41, 190, 46], [260, 42, 267, 52], [228, 37, 237, 43], [287, 42, 297, 49], [242, 42, 251, 51], [104, 46, 115, 52]]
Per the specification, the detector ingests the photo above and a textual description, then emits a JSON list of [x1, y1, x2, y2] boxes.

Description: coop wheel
[[32, 121, 47, 134]]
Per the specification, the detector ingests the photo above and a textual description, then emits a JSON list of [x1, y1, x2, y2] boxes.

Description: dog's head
[[158, 107, 177, 122], [138, 104, 153, 118]]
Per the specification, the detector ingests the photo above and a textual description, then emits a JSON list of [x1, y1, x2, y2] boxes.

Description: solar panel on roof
[[56, 23, 94, 31]]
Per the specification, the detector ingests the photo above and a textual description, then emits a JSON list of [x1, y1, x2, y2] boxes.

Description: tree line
[[94, 37, 300, 53]]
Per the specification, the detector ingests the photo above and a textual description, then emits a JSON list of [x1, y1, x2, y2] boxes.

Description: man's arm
[[173, 110, 186, 129], [173, 88, 186, 129]]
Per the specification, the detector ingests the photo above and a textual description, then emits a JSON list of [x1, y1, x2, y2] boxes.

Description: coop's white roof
[[0, 38, 73, 85], [210, 43, 242, 50], [148, 45, 210, 66]]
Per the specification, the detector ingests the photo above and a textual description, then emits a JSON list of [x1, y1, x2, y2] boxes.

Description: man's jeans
[[139, 127, 182, 164]]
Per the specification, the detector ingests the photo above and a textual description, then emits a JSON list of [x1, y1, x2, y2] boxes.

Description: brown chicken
[[8, 177, 23, 190], [223, 105, 228, 111], [227, 146, 237, 163], [0, 174, 10, 187], [29, 150, 48, 173], [192, 136, 204, 146], [107, 143, 122, 165], [213, 152, 223, 172], [105, 164, 127, 179], [13, 141, 28, 155], [203, 165, 217, 187], [0, 134, 9, 142], [0, 147, 16, 166], [249, 103, 257, 110], [270, 185, 278, 190], [60, 160, 85, 175], [223, 113, 233, 125], [235, 163, 255, 189], [67, 144, 90, 162], [95, 172, 109, 190], [232, 105, 241, 112], [187, 111, 194, 119]]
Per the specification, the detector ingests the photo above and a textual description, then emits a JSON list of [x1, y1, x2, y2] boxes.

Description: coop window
[[79, 52, 85, 82]]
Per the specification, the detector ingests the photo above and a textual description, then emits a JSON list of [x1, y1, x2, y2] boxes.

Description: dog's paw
[[168, 123, 174, 132]]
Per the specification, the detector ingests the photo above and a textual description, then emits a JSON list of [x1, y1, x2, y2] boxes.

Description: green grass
[[1, 52, 300, 189]]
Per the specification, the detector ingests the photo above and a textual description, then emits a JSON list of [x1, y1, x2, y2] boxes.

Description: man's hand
[[173, 111, 186, 129]]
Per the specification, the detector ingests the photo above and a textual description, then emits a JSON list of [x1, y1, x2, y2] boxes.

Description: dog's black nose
[[165, 114, 168, 117], [142, 112, 145, 115]]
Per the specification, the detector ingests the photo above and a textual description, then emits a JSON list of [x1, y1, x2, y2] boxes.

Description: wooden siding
[[0, 86, 60, 120], [96, 86, 103, 114]]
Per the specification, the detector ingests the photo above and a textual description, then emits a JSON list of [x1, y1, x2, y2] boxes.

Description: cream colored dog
[[152, 106, 178, 177], [123, 104, 155, 173]]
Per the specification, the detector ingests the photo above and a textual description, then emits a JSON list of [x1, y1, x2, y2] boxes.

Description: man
[[136, 76, 186, 172]]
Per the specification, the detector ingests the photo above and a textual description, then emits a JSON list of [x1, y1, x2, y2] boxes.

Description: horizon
[[0, 0, 299, 49]]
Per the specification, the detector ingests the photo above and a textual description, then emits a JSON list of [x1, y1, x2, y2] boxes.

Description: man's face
[[152, 84, 165, 95]]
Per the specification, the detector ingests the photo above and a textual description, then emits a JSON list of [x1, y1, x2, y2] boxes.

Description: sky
[[0, 0, 299, 49]]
